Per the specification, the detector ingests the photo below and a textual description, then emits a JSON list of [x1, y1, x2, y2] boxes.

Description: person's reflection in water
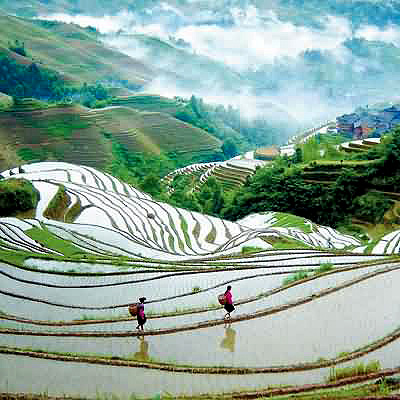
[[220, 323, 236, 353], [134, 336, 150, 361]]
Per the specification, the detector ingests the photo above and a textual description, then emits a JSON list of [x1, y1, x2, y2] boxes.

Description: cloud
[[41, 6, 353, 69], [38, 11, 136, 33], [174, 10, 352, 69], [38, 5, 396, 125], [355, 24, 400, 47]]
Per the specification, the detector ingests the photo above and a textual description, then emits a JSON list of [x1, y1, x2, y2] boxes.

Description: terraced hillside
[[340, 137, 381, 153], [0, 14, 154, 86], [111, 94, 185, 115], [1, 162, 400, 399], [164, 158, 267, 191], [82, 106, 221, 158], [0, 104, 222, 170]]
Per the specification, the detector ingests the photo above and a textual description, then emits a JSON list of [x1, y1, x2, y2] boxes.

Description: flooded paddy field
[[0, 354, 330, 398], [2, 266, 400, 369], [1, 161, 400, 398]]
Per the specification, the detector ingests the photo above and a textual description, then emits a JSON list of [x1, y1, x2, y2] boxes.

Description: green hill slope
[[0, 103, 222, 170], [0, 14, 154, 87], [0, 92, 11, 108], [83, 106, 221, 157], [120, 33, 244, 91]]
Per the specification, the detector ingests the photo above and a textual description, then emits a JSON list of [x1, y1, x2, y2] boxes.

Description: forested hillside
[[223, 127, 400, 233]]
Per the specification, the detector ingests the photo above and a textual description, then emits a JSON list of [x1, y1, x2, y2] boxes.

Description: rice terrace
[[2, 0, 400, 398], [1, 160, 400, 399]]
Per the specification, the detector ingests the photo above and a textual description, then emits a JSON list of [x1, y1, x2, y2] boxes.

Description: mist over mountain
[[17, 0, 397, 128], [0, 0, 399, 130]]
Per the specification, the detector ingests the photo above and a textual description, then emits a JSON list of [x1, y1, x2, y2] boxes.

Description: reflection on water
[[134, 336, 150, 361], [220, 324, 236, 353]]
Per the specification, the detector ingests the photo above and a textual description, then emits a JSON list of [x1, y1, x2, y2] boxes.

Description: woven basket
[[128, 303, 138, 317]]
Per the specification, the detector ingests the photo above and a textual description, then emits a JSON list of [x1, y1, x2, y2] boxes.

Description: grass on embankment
[[263, 381, 396, 400], [282, 263, 334, 285], [327, 360, 381, 382], [25, 226, 88, 257], [263, 235, 313, 250], [272, 212, 314, 233], [43, 185, 70, 221]]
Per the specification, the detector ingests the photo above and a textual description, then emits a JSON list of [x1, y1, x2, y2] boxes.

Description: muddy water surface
[[0, 354, 328, 398]]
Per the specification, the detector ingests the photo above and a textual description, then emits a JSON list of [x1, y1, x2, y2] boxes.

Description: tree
[[222, 139, 238, 159], [293, 147, 303, 163], [139, 174, 162, 197], [383, 127, 400, 171], [8, 39, 27, 57]]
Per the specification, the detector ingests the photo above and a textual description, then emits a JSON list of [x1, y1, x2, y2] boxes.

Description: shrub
[[352, 192, 391, 224], [0, 178, 39, 216]]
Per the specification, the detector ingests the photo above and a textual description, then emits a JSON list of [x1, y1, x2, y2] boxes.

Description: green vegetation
[[327, 360, 381, 382], [0, 92, 12, 109], [282, 270, 310, 285], [191, 285, 201, 293], [25, 226, 87, 256], [282, 263, 335, 285], [43, 185, 70, 220], [299, 134, 346, 163], [8, 38, 27, 56], [17, 147, 48, 162], [222, 128, 400, 229], [105, 141, 179, 200], [115, 94, 292, 155], [0, 14, 151, 88], [241, 246, 264, 254], [264, 236, 312, 250], [264, 382, 394, 400], [315, 263, 334, 274], [272, 213, 314, 233], [0, 55, 110, 104], [0, 178, 39, 216], [65, 199, 82, 223]]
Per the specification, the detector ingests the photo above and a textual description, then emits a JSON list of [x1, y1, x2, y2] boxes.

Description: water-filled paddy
[[0, 264, 383, 321], [2, 266, 399, 368], [0, 263, 388, 319], [0, 354, 329, 398]]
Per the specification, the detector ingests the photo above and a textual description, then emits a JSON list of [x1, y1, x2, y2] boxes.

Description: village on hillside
[[336, 105, 400, 139]]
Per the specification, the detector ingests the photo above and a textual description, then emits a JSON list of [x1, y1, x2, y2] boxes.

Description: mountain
[[4, 0, 400, 28], [0, 101, 222, 171], [0, 14, 154, 87]]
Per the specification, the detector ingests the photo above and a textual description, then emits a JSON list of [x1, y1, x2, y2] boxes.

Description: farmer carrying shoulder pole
[[223, 285, 235, 319]]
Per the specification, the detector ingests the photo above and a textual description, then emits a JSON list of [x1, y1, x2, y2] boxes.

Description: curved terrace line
[[2, 262, 387, 326], [0, 262, 319, 289], [2, 368, 400, 400], [1, 262, 398, 329], [20, 252, 392, 276], [1, 323, 400, 374]]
